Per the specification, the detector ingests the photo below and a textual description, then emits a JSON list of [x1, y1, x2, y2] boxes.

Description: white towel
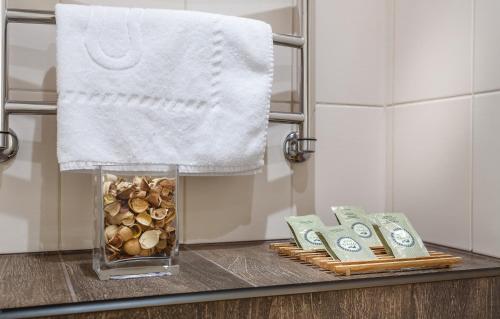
[[55, 4, 273, 175]]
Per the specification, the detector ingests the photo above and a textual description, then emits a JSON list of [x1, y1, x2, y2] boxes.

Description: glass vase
[[92, 165, 180, 280]]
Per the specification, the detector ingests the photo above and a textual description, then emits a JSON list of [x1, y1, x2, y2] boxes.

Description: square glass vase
[[92, 165, 180, 280]]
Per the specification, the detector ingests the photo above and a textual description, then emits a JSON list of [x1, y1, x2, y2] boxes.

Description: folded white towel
[[55, 4, 273, 175]]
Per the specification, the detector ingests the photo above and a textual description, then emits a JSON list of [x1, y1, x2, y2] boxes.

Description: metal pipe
[[4, 100, 305, 124], [5, 9, 55, 24], [269, 111, 304, 124], [5, 9, 305, 49], [301, 0, 310, 140], [5, 101, 57, 115], [272, 33, 304, 48], [1, 2, 8, 149]]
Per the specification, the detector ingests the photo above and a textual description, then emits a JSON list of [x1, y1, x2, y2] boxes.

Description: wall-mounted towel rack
[[0, 1, 316, 164]]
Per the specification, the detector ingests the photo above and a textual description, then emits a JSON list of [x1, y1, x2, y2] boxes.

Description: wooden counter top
[[1, 241, 500, 318]]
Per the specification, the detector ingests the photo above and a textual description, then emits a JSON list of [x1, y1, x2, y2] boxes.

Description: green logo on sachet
[[304, 229, 322, 245], [336, 236, 362, 252], [351, 222, 372, 238], [391, 227, 415, 247]]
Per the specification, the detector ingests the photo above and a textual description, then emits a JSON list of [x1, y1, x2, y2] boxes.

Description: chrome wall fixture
[[0, 1, 315, 164]]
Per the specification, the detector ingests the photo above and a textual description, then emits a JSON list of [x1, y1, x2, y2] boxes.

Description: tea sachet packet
[[315, 226, 376, 262], [332, 206, 382, 247], [285, 215, 325, 250], [370, 213, 429, 258]]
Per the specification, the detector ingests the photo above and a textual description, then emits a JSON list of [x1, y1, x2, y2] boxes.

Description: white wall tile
[[392, 97, 471, 250], [472, 92, 500, 257], [315, 0, 390, 106], [292, 153, 315, 217], [183, 124, 295, 243], [474, 0, 500, 93], [393, 0, 472, 104], [8, 23, 57, 97], [7, 0, 58, 10], [0, 116, 59, 253], [314, 104, 386, 223], [60, 172, 94, 250]]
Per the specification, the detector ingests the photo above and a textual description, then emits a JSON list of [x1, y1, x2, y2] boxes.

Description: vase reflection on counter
[[92, 165, 179, 280]]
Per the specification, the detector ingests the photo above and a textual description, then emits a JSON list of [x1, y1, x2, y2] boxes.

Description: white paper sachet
[[332, 206, 382, 247], [370, 213, 430, 258], [315, 225, 377, 262], [285, 215, 325, 250]]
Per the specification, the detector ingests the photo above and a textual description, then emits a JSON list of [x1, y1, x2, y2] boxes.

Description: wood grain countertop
[[1, 241, 500, 318]]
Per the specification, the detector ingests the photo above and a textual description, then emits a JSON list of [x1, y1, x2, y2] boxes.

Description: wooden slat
[[333, 257, 462, 275], [300, 253, 327, 262], [269, 243, 293, 250], [269, 242, 463, 276], [326, 255, 460, 270]]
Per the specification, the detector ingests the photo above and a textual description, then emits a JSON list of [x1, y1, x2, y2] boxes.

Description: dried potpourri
[[102, 175, 176, 261]]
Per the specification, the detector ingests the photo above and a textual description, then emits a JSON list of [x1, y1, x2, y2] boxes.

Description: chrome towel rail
[[0, 2, 315, 164]]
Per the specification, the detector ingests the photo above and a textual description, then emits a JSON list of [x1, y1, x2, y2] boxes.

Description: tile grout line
[[388, 89, 500, 109], [290, 0, 296, 107], [473, 88, 500, 96], [469, 96, 474, 252], [387, 93, 475, 107], [316, 101, 384, 108], [58, 252, 78, 303], [390, 0, 396, 212], [181, 176, 186, 244], [388, 0, 396, 212], [185, 247, 258, 288], [57, 170, 62, 250], [469, 0, 476, 253]]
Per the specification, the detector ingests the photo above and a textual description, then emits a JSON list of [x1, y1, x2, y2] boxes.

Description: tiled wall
[[314, 0, 389, 224], [388, 0, 474, 251], [387, 0, 500, 257], [471, 0, 500, 258], [1, 0, 308, 252], [316, 0, 500, 258], [2, 0, 389, 253], [5, 0, 500, 258]]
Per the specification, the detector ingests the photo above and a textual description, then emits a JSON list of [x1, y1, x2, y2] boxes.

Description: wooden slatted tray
[[269, 242, 462, 276]]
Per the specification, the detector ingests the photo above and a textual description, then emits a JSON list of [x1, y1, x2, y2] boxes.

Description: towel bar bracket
[[0, 130, 18, 163], [0, 1, 316, 165], [283, 132, 316, 163]]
